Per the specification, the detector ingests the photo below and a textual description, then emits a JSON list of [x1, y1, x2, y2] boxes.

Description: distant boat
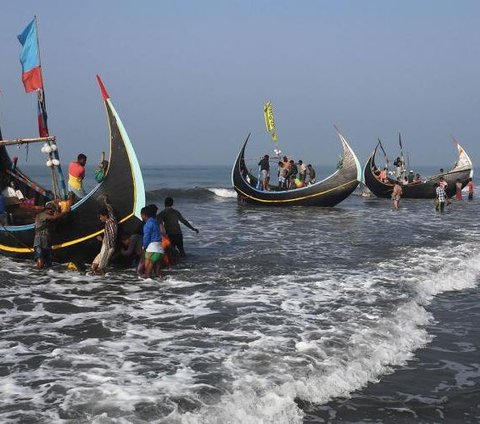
[[0, 76, 145, 264], [363, 141, 473, 198], [231, 130, 361, 206]]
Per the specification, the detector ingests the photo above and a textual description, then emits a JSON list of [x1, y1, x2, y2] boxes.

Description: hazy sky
[[1, 1, 480, 169]]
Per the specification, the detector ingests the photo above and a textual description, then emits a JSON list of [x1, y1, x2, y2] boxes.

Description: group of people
[[257, 154, 316, 191], [33, 192, 199, 277], [31, 152, 200, 277], [376, 166, 422, 185], [131, 197, 199, 278], [391, 175, 474, 211]]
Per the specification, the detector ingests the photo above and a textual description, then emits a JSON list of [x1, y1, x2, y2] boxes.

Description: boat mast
[[34, 16, 67, 199], [398, 132, 405, 179]]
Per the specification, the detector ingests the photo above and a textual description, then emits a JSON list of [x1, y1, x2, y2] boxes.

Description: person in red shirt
[[68, 153, 87, 198], [467, 178, 474, 200]]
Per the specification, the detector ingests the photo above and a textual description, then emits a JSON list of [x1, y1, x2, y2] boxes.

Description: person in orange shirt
[[68, 153, 87, 198], [379, 167, 387, 183]]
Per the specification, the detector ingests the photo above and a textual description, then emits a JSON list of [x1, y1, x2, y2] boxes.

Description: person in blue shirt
[[141, 205, 163, 278]]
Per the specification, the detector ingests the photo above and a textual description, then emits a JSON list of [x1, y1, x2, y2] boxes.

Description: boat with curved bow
[[231, 130, 361, 206], [363, 141, 473, 199]]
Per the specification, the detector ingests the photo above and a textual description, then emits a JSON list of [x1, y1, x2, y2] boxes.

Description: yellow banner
[[263, 102, 277, 141]]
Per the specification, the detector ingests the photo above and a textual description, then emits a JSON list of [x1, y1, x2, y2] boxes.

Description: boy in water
[[157, 197, 198, 259], [141, 206, 163, 278]]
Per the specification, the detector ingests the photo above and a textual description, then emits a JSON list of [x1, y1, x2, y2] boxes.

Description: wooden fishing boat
[[231, 130, 361, 206], [0, 76, 145, 264], [363, 141, 473, 198]]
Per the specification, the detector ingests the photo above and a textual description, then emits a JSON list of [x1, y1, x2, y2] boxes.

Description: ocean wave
[[146, 187, 236, 202]]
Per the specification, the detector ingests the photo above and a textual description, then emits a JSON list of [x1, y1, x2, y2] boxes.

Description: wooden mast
[[34, 16, 66, 199]]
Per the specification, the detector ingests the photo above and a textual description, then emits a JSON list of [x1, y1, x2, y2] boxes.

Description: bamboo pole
[[0, 136, 55, 146]]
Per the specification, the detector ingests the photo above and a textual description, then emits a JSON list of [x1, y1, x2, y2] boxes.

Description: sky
[[1, 0, 480, 169]]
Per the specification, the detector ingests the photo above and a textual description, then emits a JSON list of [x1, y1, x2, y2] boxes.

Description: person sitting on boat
[[307, 164, 316, 185], [415, 173, 422, 182], [298, 160, 307, 183], [33, 201, 66, 269], [68, 153, 87, 199], [2, 181, 24, 206], [157, 196, 199, 258], [95, 159, 109, 183], [294, 177, 305, 188], [91, 195, 117, 275], [402, 176, 409, 185], [408, 170, 414, 183], [288, 160, 298, 189], [258, 154, 270, 191]]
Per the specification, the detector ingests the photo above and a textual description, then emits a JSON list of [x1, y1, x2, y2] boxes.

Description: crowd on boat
[[256, 154, 316, 191]]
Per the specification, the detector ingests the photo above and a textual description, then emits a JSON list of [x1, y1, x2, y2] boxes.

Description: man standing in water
[[68, 153, 87, 198], [392, 180, 402, 209], [435, 182, 447, 212], [92, 196, 117, 275], [157, 197, 199, 258], [467, 178, 474, 200], [33, 202, 66, 269]]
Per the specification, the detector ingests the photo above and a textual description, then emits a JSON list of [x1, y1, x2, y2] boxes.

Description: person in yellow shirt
[[68, 153, 87, 198]]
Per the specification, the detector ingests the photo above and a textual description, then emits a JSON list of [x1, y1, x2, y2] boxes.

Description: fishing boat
[[231, 130, 362, 206], [363, 140, 473, 199], [0, 18, 144, 264]]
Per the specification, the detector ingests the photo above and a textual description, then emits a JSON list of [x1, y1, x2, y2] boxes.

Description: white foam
[[1, 222, 479, 423], [208, 188, 237, 198]]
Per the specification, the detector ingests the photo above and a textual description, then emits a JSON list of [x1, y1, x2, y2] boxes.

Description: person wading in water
[[157, 197, 198, 259], [392, 180, 403, 209]]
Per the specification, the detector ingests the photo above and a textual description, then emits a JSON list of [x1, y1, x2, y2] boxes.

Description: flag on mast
[[263, 101, 277, 141], [18, 18, 43, 93]]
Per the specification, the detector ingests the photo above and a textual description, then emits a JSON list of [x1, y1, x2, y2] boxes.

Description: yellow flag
[[263, 102, 277, 141]]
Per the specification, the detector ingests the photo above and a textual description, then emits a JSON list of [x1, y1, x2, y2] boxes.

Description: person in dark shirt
[[258, 154, 270, 191], [33, 202, 66, 269], [157, 197, 199, 258]]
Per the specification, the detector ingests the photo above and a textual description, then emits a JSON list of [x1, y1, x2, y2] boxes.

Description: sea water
[[0, 164, 479, 423]]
